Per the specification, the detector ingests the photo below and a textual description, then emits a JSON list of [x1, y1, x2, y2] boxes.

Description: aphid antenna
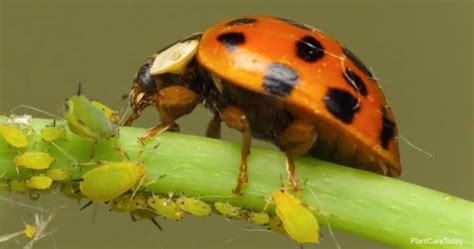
[[130, 175, 146, 200], [50, 141, 80, 166], [9, 105, 62, 120]]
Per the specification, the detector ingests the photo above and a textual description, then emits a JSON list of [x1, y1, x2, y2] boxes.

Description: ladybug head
[[124, 63, 158, 125]]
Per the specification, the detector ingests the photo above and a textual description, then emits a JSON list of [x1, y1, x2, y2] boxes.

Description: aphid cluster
[[0, 116, 64, 196], [1, 90, 320, 245]]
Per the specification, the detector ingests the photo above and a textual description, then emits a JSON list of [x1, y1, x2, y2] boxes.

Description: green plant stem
[[0, 116, 472, 248]]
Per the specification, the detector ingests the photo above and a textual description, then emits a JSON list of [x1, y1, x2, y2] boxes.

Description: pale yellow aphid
[[26, 175, 53, 190], [214, 202, 244, 219], [147, 196, 184, 221], [110, 194, 147, 213], [272, 189, 320, 243], [176, 196, 212, 217], [249, 212, 270, 225], [46, 168, 69, 181], [15, 151, 54, 170], [9, 179, 31, 193], [0, 125, 28, 148], [40, 126, 66, 142], [79, 161, 146, 203], [91, 100, 119, 123]]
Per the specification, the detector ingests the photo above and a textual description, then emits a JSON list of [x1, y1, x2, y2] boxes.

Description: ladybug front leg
[[220, 106, 251, 195], [139, 86, 200, 142], [278, 120, 317, 192]]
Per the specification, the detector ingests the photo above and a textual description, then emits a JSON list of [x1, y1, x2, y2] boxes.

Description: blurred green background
[[0, 0, 472, 248]]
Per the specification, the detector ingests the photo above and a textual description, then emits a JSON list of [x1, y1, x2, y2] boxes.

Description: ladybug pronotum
[[125, 16, 401, 194]]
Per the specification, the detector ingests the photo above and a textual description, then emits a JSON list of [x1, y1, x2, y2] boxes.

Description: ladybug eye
[[136, 63, 157, 92]]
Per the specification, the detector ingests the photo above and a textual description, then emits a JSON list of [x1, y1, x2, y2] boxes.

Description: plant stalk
[[0, 116, 471, 248]]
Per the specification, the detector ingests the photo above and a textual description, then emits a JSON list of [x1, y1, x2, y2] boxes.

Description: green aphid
[[10, 179, 31, 193], [272, 188, 320, 243], [64, 94, 118, 144], [91, 100, 120, 123], [40, 125, 66, 142], [110, 194, 147, 213], [248, 212, 270, 225], [15, 151, 54, 170], [0, 125, 28, 148], [176, 196, 212, 217], [147, 196, 184, 221], [46, 168, 69, 181], [79, 161, 146, 203], [26, 175, 53, 190], [214, 202, 244, 219]]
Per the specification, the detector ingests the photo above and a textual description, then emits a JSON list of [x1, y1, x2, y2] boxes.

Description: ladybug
[[125, 16, 401, 194]]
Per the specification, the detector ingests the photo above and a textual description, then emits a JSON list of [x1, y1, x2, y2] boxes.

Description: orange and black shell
[[197, 16, 400, 176]]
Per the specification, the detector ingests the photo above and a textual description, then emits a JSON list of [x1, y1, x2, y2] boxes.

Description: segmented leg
[[138, 86, 199, 142], [206, 113, 221, 139], [278, 120, 317, 191], [220, 107, 251, 195]]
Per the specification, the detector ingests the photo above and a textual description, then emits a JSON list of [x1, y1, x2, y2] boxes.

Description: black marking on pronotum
[[275, 17, 314, 31], [343, 69, 368, 96], [342, 46, 374, 79], [324, 88, 360, 124], [217, 32, 245, 52], [136, 63, 156, 92], [262, 63, 299, 96], [380, 107, 396, 149], [296, 36, 325, 63], [226, 18, 257, 26]]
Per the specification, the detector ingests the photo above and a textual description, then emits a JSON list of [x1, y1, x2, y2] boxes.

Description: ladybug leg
[[139, 86, 200, 142], [278, 120, 317, 192], [206, 113, 222, 139], [220, 106, 251, 195]]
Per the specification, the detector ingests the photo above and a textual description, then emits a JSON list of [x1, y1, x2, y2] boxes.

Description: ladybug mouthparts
[[124, 84, 155, 126]]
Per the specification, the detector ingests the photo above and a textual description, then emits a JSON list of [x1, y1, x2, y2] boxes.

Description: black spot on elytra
[[380, 107, 396, 149], [324, 88, 360, 124], [296, 36, 325, 62], [136, 63, 156, 92], [275, 17, 315, 31], [217, 32, 245, 52], [226, 18, 257, 26], [342, 46, 374, 79], [262, 63, 299, 96], [343, 69, 368, 96]]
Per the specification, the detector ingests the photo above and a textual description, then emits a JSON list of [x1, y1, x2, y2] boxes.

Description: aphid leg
[[80, 200, 93, 211], [220, 106, 251, 195], [149, 217, 163, 231], [138, 122, 173, 143], [138, 86, 200, 142], [278, 120, 317, 192], [206, 113, 222, 139]]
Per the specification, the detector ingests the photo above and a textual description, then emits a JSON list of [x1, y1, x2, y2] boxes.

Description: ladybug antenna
[[77, 82, 82, 96]]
